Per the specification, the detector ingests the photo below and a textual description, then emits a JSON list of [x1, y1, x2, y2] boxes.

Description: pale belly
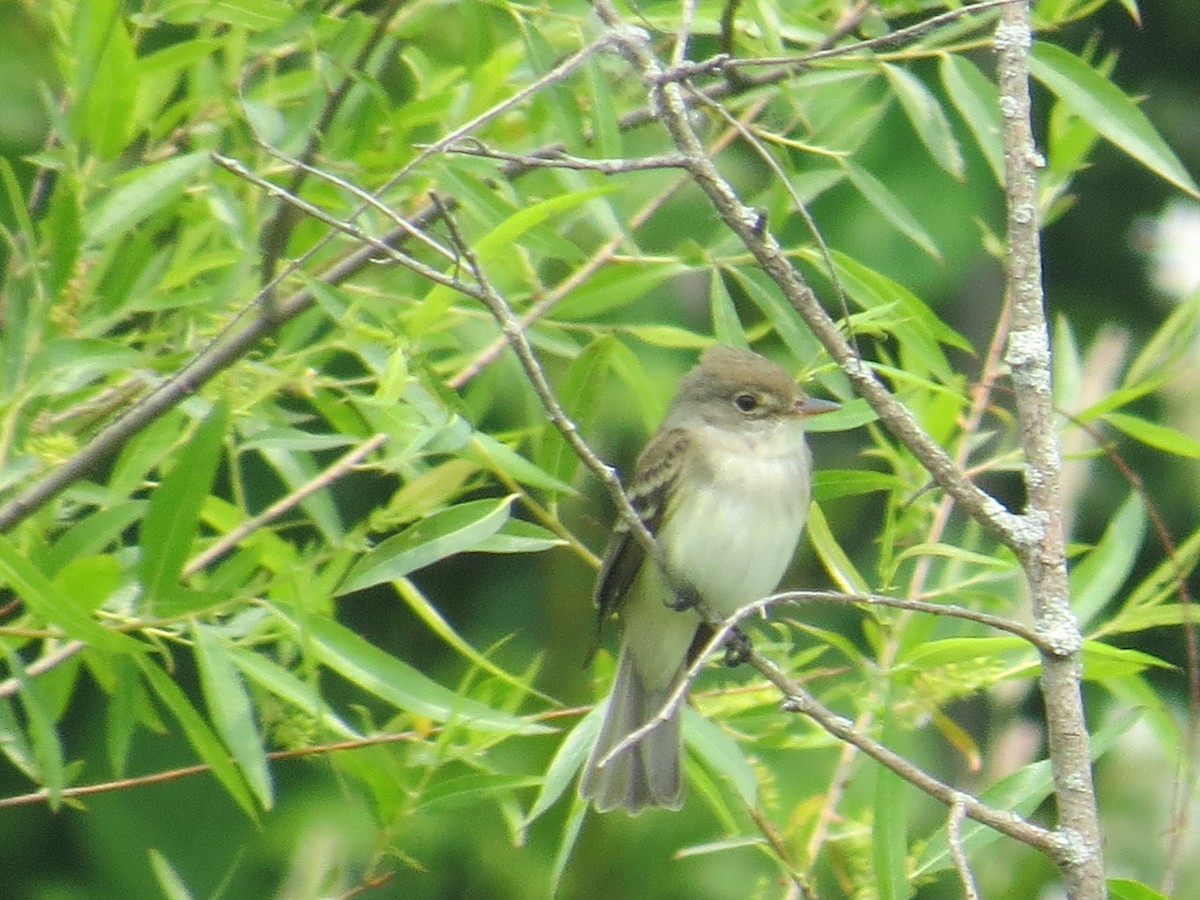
[[657, 433, 811, 616]]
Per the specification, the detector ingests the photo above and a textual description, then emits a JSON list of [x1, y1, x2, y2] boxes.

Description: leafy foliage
[[0, 1, 1196, 898]]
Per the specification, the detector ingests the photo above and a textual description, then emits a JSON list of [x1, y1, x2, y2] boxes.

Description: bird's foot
[[723, 628, 752, 667]]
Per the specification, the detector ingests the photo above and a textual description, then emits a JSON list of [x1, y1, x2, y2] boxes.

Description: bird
[[579, 344, 837, 813]]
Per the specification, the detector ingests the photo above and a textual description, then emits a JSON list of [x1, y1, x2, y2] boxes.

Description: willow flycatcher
[[579, 344, 837, 813]]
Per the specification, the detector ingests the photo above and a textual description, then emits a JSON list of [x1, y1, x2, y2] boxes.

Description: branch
[[948, 795, 982, 900], [425, 196, 661, 566], [589, 0, 1027, 551], [606, 591, 1067, 858], [995, 3, 1105, 895]]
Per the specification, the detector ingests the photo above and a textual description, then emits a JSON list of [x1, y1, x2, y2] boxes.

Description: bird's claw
[[723, 628, 752, 667]]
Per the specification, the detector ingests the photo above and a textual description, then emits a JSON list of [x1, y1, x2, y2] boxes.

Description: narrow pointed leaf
[[0, 536, 137, 653], [882, 63, 964, 180], [939, 54, 1004, 186], [1104, 411, 1200, 459], [1030, 42, 1199, 198], [844, 161, 942, 259], [139, 403, 227, 607], [1070, 492, 1145, 629], [2, 648, 65, 808], [340, 496, 514, 594], [273, 608, 548, 734], [193, 624, 273, 809], [137, 656, 257, 819]]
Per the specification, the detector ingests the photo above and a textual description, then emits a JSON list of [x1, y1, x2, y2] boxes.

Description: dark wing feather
[[593, 427, 690, 621]]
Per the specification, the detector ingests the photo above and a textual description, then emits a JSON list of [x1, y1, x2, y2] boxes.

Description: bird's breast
[[657, 424, 812, 616]]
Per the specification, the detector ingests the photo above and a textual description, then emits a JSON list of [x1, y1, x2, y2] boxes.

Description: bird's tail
[[579, 647, 684, 813]]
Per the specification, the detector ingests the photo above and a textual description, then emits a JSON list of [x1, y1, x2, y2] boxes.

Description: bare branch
[[948, 793, 982, 900], [430, 141, 689, 173], [182, 433, 387, 577], [425, 195, 661, 565], [996, 2, 1105, 894]]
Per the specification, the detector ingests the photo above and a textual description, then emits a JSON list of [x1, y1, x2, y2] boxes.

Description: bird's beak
[[793, 396, 839, 417]]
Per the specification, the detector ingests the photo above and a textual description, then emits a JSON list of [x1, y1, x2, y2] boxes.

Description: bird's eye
[[734, 393, 760, 412]]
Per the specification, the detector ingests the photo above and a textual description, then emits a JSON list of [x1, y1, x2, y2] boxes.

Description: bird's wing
[[593, 427, 691, 622]]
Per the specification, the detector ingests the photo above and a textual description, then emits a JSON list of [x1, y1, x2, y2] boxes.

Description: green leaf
[[340, 496, 515, 594], [161, 0, 293, 28], [1104, 411, 1200, 459], [463, 434, 576, 496], [1118, 525, 1200, 615], [536, 337, 616, 489], [526, 707, 599, 826], [520, 19, 585, 156], [938, 54, 1004, 186], [873, 713, 908, 900], [83, 153, 209, 244], [409, 186, 612, 334], [139, 403, 227, 609], [803, 397, 876, 434], [585, 57, 621, 160], [1108, 879, 1170, 900], [417, 772, 544, 813], [618, 324, 713, 349], [2, 647, 66, 809], [43, 177, 83, 298], [1029, 42, 1199, 198], [900, 636, 1032, 670], [193, 624, 274, 809], [273, 608, 548, 734], [811, 469, 904, 501], [549, 796, 589, 898], [0, 535, 137, 653], [551, 261, 686, 321], [806, 502, 870, 594], [843, 161, 942, 259], [226, 646, 359, 740], [818, 251, 969, 381], [137, 656, 257, 819], [1082, 641, 1173, 680], [0, 697, 39, 781], [1074, 380, 1164, 423], [53, 555, 121, 613], [1052, 313, 1083, 412], [708, 267, 746, 348], [148, 849, 195, 900], [84, 11, 136, 159], [392, 578, 556, 703], [473, 519, 567, 554], [882, 63, 964, 180], [255, 441, 345, 544], [683, 707, 757, 808], [1070, 492, 1145, 630], [725, 266, 822, 363]]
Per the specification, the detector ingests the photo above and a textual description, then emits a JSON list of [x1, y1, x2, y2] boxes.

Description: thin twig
[[722, 0, 1022, 69], [182, 433, 387, 577], [599, 587, 1045, 770], [0, 639, 86, 700], [657, 596, 1064, 857], [431, 142, 689, 173], [948, 793, 982, 900], [446, 98, 763, 390], [259, 143, 458, 263], [426, 194, 661, 564]]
